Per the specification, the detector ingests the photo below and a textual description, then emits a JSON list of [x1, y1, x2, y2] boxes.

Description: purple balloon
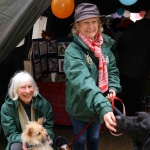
[[113, 12, 122, 18]]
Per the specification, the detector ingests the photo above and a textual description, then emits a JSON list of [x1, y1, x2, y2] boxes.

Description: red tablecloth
[[36, 80, 71, 125]]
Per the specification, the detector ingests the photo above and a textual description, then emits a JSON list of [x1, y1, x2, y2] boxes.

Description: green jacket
[[1, 94, 55, 150], [63, 33, 121, 123]]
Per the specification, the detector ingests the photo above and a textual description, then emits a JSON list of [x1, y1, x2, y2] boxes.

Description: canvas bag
[[24, 47, 33, 76]]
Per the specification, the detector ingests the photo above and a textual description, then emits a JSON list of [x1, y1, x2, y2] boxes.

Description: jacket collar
[[73, 33, 115, 51], [5, 94, 43, 109]]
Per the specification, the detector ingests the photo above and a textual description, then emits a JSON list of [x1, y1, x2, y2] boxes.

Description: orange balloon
[[139, 10, 146, 18], [51, 0, 75, 19]]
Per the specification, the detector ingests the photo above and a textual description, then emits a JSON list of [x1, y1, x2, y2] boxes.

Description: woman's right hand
[[103, 112, 117, 132]]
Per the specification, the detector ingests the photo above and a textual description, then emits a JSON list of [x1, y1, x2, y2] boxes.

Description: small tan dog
[[21, 118, 53, 150]]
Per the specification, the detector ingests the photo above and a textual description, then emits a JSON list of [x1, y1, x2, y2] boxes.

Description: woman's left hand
[[46, 136, 52, 145], [22, 142, 28, 150], [106, 89, 116, 102]]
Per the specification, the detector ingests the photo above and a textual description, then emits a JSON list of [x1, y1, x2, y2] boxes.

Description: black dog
[[116, 112, 150, 150]]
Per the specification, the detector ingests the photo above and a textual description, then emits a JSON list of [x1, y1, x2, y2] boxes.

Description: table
[[36, 80, 72, 125]]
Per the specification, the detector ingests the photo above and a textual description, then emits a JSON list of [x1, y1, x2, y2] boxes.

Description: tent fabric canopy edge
[[0, 0, 51, 63]]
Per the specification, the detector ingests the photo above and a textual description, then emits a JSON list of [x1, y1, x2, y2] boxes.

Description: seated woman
[[1, 71, 55, 150]]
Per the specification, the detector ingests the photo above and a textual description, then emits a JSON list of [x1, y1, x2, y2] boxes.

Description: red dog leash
[[100, 96, 126, 134], [70, 114, 97, 144], [109, 96, 126, 136], [111, 96, 126, 116], [70, 96, 125, 144]]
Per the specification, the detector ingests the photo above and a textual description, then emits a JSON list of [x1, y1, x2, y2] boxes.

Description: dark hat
[[71, 3, 103, 25], [54, 136, 69, 147]]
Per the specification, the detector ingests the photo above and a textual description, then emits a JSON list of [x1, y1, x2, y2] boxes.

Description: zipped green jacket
[[63, 33, 121, 123], [1, 94, 55, 150]]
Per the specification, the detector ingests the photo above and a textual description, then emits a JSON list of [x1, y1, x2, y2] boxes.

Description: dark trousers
[[116, 74, 144, 116], [70, 117, 100, 150], [10, 143, 22, 150]]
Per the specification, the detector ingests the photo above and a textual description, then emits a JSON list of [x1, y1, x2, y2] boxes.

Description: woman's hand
[[106, 89, 116, 102], [22, 143, 28, 150], [103, 112, 116, 132]]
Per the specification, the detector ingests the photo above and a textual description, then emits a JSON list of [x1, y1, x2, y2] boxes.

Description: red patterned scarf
[[78, 32, 108, 93]]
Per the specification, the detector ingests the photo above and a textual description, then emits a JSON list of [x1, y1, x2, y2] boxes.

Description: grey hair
[[71, 17, 103, 35], [8, 71, 39, 100]]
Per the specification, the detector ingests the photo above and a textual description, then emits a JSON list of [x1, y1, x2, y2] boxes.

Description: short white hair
[[8, 71, 39, 100]]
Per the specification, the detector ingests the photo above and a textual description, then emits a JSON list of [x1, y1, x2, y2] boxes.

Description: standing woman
[[63, 3, 121, 150], [1, 71, 55, 150]]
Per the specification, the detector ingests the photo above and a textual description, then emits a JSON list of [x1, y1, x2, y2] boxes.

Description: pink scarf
[[78, 32, 108, 93]]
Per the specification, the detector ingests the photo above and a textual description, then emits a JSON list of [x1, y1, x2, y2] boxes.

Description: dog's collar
[[26, 138, 48, 150], [26, 143, 43, 150]]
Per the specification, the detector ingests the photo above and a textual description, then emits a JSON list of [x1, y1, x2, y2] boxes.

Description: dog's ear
[[27, 127, 34, 136], [37, 118, 45, 125]]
